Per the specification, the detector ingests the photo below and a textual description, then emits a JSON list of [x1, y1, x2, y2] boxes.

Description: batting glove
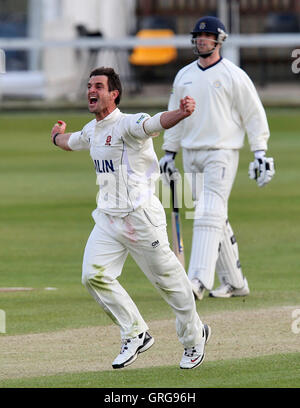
[[248, 151, 275, 187], [159, 151, 179, 185]]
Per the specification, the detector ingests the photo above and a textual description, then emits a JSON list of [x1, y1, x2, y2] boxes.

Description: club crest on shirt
[[213, 80, 222, 88], [105, 135, 112, 146]]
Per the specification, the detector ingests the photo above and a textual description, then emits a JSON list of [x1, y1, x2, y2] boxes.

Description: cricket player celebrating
[[160, 16, 275, 300], [50, 67, 210, 370]]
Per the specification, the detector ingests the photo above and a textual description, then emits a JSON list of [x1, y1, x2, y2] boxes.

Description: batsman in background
[[159, 16, 275, 300], [50, 67, 211, 370]]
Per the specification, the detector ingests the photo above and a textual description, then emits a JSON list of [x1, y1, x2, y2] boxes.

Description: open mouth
[[89, 96, 98, 106]]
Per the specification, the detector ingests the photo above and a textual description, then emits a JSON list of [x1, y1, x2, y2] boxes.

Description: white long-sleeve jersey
[[68, 108, 161, 216], [162, 57, 270, 153]]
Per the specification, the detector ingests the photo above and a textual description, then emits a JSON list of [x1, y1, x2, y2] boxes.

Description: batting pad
[[188, 224, 223, 290], [216, 220, 244, 289], [188, 189, 227, 290]]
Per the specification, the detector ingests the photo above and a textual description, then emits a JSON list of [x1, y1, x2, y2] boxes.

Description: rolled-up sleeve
[[125, 113, 152, 140], [68, 130, 90, 151]]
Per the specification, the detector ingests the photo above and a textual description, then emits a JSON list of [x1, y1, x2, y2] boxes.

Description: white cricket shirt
[[163, 57, 270, 153], [68, 108, 160, 216]]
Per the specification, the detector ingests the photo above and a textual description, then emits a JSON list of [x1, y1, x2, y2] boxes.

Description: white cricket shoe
[[112, 331, 154, 369], [180, 324, 211, 369], [209, 277, 250, 298], [190, 278, 205, 300]]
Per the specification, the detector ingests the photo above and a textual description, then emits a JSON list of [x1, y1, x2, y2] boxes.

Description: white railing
[[1, 33, 300, 66], [1, 33, 300, 49]]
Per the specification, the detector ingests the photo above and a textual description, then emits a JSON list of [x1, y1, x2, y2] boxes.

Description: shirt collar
[[96, 108, 121, 125], [197, 57, 223, 71]]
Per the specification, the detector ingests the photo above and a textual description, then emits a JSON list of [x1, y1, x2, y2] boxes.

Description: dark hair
[[89, 67, 122, 105]]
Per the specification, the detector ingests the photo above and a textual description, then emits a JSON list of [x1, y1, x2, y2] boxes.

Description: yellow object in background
[[129, 29, 177, 66]]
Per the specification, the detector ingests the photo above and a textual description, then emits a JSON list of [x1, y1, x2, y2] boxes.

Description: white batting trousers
[[82, 196, 203, 347], [183, 148, 244, 290]]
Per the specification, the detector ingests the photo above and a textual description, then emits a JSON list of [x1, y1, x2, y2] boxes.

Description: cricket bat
[[170, 177, 185, 268]]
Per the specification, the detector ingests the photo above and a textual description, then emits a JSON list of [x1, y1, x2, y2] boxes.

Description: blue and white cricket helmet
[[191, 16, 228, 44]]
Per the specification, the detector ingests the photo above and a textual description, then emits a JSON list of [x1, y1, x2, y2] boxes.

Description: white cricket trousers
[[183, 148, 244, 290], [82, 196, 203, 348]]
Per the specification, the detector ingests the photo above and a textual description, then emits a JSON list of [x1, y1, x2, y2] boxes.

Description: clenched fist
[[51, 120, 66, 144], [180, 96, 196, 117]]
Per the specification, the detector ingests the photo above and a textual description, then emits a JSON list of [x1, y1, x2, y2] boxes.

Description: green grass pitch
[[0, 108, 300, 388]]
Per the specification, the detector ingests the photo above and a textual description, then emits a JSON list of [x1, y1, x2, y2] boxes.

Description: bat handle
[[170, 179, 179, 213]]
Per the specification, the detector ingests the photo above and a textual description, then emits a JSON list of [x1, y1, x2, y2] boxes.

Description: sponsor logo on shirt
[[94, 159, 115, 173], [136, 114, 147, 124]]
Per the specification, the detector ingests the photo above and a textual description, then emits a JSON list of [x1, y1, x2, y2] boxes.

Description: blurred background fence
[[0, 0, 300, 107]]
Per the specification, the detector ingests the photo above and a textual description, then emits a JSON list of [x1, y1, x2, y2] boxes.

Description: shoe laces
[[184, 346, 197, 357], [224, 283, 233, 291], [119, 332, 144, 354], [120, 338, 131, 354]]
